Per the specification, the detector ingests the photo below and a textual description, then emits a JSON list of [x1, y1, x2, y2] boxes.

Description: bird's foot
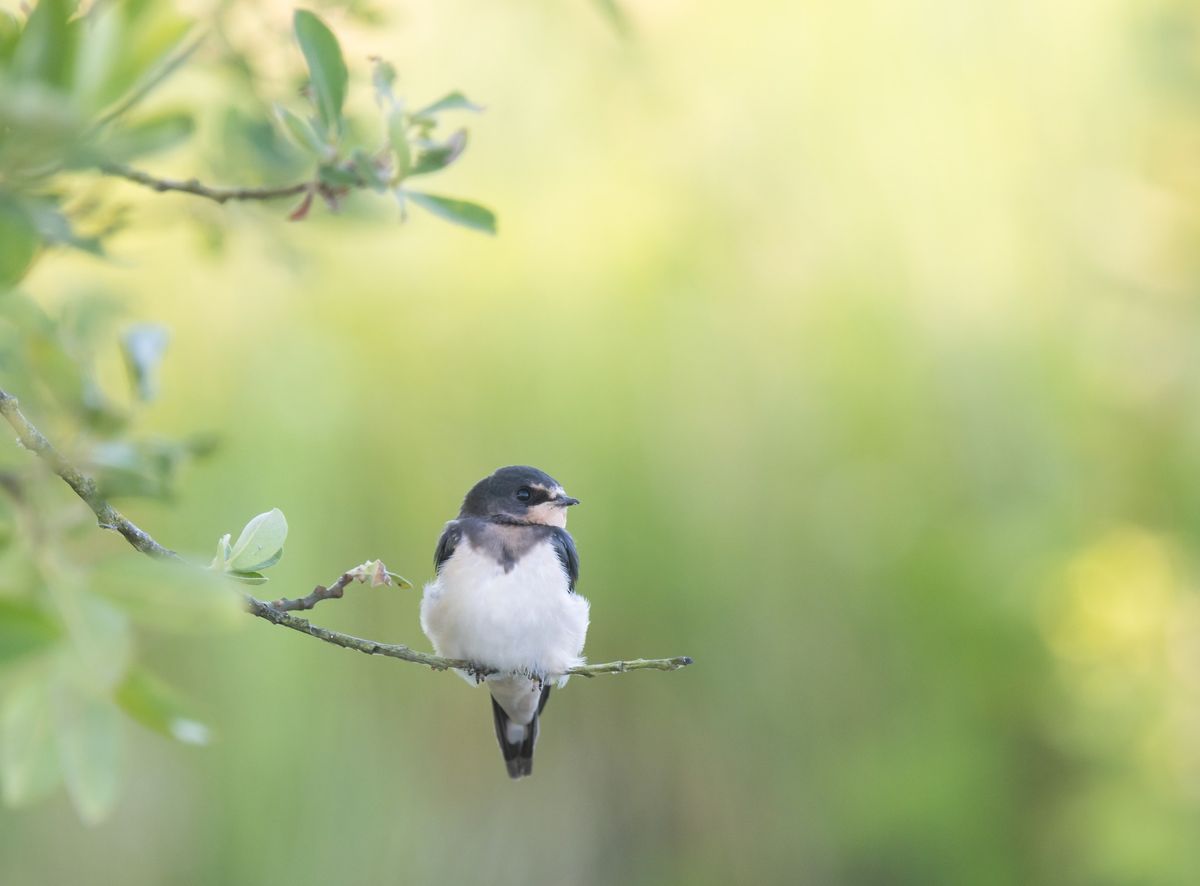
[[467, 664, 490, 684]]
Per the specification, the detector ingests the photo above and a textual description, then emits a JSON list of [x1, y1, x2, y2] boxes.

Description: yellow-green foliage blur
[[3, 0, 1200, 884]]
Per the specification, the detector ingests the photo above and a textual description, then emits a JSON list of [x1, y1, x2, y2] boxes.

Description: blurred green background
[[5, 0, 1200, 883]]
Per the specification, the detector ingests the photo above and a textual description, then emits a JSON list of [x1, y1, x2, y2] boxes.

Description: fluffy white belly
[[421, 540, 590, 679]]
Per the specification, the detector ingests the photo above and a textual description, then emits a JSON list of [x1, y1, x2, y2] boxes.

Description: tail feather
[[490, 686, 551, 779]]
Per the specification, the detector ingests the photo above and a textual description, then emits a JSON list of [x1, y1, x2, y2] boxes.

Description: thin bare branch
[[269, 572, 355, 612], [0, 386, 694, 679], [0, 389, 179, 560], [101, 164, 311, 204]]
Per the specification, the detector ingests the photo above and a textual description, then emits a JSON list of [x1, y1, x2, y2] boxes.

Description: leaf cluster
[[275, 12, 495, 232]]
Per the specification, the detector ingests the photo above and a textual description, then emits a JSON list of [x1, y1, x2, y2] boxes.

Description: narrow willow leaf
[[1, 675, 63, 807], [293, 10, 348, 135], [273, 104, 330, 160], [53, 677, 123, 826], [68, 0, 123, 109], [93, 33, 203, 128], [409, 129, 468, 177], [350, 149, 387, 192], [0, 12, 19, 65], [86, 3, 195, 121], [387, 107, 410, 180], [10, 0, 77, 88], [318, 164, 360, 188], [115, 668, 210, 746], [25, 197, 104, 255], [88, 438, 184, 500], [0, 599, 61, 666], [226, 508, 288, 572], [372, 58, 396, 106], [413, 91, 483, 120], [120, 323, 169, 401], [103, 112, 195, 161], [406, 192, 497, 235], [50, 582, 133, 694], [227, 571, 268, 586]]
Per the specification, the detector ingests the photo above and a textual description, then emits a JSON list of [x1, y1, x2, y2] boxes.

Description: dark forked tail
[[490, 686, 552, 779]]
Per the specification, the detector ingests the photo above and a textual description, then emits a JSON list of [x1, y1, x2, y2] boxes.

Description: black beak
[[555, 496, 580, 507]]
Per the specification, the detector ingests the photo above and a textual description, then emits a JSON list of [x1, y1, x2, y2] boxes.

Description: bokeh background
[[5, 0, 1200, 883]]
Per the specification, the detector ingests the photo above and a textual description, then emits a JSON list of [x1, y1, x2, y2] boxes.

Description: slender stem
[[0, 387, 694, 678], [244, 595, 477, 670], [269, 572, 354, 612], [0, 390, 179, 560], [245, 596, 692, 677], [101, 164, 310, 205]]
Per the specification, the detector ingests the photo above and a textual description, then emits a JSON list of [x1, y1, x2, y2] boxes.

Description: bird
[[420, 465, 589, 779]]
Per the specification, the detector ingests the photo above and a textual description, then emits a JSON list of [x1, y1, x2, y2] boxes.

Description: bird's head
[[459, 465, 579, 527]]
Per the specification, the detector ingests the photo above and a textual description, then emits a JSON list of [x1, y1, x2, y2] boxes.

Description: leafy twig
[[0, 387, 694, 678]]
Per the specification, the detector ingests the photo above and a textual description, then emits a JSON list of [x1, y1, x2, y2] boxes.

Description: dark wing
[[433, 521, 462, 573], [547, 527, 580, 592]]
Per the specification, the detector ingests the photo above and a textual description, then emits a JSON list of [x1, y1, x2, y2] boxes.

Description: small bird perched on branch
[[420, 465, 588, 779]]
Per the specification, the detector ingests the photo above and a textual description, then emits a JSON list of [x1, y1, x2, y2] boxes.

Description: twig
[[0, 389, 179, 560], [245, 595, 692, 676], [270, 572, 354, 611], [101, 164, 310, 205], [0, 387, 694, 678]]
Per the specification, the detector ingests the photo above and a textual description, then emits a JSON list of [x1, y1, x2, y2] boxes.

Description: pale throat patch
[[526, 485, 569, 529]]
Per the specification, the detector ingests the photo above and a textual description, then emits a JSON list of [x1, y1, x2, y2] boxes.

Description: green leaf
[[220, 107, 308, 179], [103, 111, 194, 160], [115, 668, 209, 745], [227, 571, 268, 586], [413, 91, 483, 120], [24, 197, 104, 255], [11, 0, 78, 89], [53, 677, 122, 825], [120, 323, 169, 401], [409, 129, 467, 177], [0, 198, 40, 290], [1, 675, 63, 807], [293, 9, 348, 136], [405, 191, 497, 235], [209, 533, 232, 570], [88, 439, 187, 500], [371, 58, 396, 106], [226, 508, 288, 572], [387, 107, 411, 180], [0, 12, 21, 65], [350, 148, 387, 192], [92, 31, 202, 128], [273, 104, 331, 160], [50, 583, 133, 693], [318, 164, 360, 188], [0, 598, 61, 666], [83, 2, 195, 121]]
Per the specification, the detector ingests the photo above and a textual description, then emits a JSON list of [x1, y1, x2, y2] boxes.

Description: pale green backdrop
[[3, 0, 1200, 883]]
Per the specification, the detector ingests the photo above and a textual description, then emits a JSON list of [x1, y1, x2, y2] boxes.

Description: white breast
[[420, 539, 590, 680]]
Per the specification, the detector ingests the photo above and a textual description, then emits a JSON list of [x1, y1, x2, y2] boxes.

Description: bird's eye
[[515, 487, 532, 503]]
